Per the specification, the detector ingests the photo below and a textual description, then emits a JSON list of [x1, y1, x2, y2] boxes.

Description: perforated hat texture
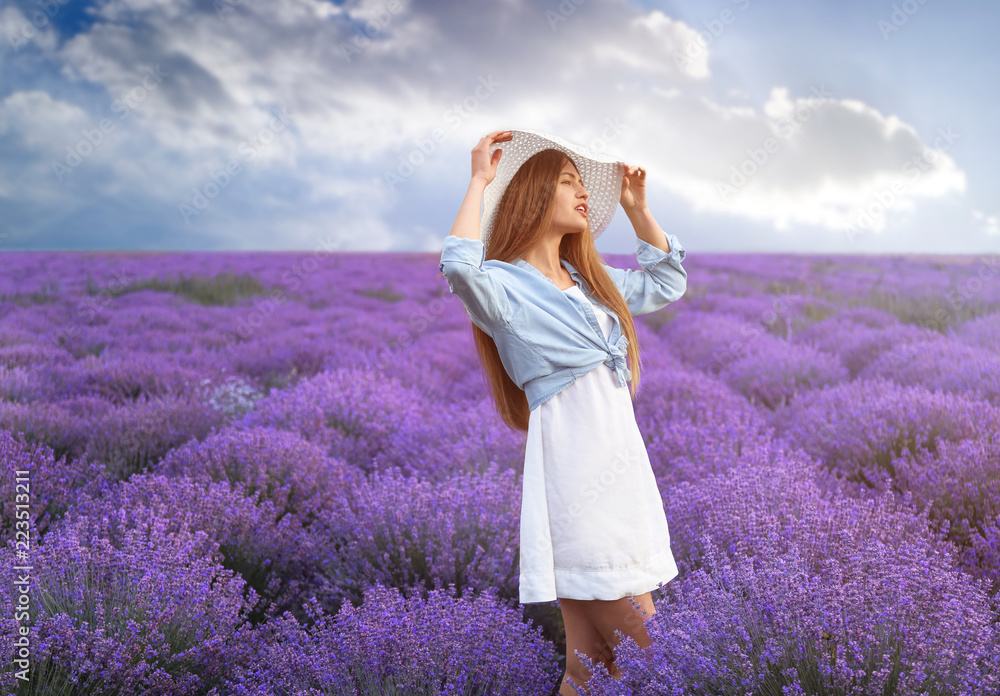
[[479, 129, 626, 249]]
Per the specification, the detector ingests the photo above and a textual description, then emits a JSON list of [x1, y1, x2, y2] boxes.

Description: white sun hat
[[480, 128, 626, 249]]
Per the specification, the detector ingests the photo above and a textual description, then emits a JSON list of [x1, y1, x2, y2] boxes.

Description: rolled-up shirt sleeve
[[439, 235, 513, 336], [603, 230, 687, 316]]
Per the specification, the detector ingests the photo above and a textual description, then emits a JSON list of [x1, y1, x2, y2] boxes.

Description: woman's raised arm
[[440, 130, 517, 336], [447, 129, 512, 241]]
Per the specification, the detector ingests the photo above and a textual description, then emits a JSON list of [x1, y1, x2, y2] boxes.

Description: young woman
[[439, 129, 688, 694]]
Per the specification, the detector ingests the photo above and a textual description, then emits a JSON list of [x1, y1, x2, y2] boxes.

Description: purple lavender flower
[[0, 392, 223, 482], [156, 425, 360, 524], [633, 361, 775, 488], [859, 338, 1000, 405], [54, 471, 330, 626], [44, 352, 204, 404], [0, 428, 108, 537], [224, 583, 560, 695], [241, 367, 525, 480], [955, 311, 1000, 352], [583, 458, 1000, 694], [768, 377, 1000, 488], [889, 435, 1000, 592], [720, 339, 849, 409], [314, 463, 521, 610], [0, 502, 255, 694]]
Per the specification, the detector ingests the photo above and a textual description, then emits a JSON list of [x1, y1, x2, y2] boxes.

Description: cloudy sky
[[0, 0, 997, 254]]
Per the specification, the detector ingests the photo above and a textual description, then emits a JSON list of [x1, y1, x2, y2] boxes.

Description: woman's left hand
[[620, 164, 647, 212]]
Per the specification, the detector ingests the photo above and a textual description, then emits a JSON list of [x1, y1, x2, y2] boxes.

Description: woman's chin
[[555, 221, 589, 236]]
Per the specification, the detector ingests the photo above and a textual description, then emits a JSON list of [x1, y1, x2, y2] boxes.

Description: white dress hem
[[519, 549, 679, 604]]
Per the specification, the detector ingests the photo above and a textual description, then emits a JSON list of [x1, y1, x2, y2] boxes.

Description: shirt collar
[[561, 258, 583, 281], [512, 257, 584, 284]]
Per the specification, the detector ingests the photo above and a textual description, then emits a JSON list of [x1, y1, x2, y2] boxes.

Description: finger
[[478, 130, 507, 147]]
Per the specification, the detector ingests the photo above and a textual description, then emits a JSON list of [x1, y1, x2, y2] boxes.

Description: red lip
[[575, 204, 588, 216]]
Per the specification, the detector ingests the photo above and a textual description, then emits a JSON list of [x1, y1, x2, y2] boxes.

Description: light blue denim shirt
[[439, 229, 687, 411]]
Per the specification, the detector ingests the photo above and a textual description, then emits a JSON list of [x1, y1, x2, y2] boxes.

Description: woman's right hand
[[471, 130, 513, 186]]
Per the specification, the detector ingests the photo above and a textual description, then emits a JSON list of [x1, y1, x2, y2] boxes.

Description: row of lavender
[[0, 250, 998, 694]]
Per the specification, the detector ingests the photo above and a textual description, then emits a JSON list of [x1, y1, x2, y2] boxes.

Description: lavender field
[[2, 248, 999, 695]]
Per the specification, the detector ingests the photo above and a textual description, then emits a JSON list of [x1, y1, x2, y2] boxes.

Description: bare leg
[[558, 592, 656, 694]]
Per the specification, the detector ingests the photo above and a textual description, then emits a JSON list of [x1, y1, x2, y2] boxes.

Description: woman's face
[[550, 158, 589, 235]]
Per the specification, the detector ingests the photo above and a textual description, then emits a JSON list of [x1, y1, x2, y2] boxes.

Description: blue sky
[[0, 0, 997, 254]]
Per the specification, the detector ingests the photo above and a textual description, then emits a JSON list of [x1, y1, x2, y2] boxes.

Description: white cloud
[[973, 210, 999, 236], [0, 0, 974, 248], [0, 5, 59, 57], [0, 91, 103, 203], [0, 90, 91, 146], [597, 10, 711, 79], [687, 86, 965, 232]]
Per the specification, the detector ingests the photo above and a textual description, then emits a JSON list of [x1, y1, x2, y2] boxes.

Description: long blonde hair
[[472, 148, 642, 432]]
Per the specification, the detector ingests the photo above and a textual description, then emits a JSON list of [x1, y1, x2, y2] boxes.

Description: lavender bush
[[155, 425, 360, 524], [858, 339, 1000, 405], [1, 249, 998, 694], [0, 393, 223, 482], [0, 429, 108, 538], [954, 310, 1000, 351], [813, 322, 945, 377], [887, 435, 1000, 592], [633, 361, 777, 488], [583, 456, 1000, 695], [0, 395, 113, 464], [315, 463, 521, 611], [0, 365, 37, 402], [241, 367, 524, 480], [719, 338, 849, 409], [87, 394, 224, 479], [54, 472, 332, 626], [223, 583, 560, 695], [0, 509, 255, 694], [768, 377, 1000, 488], [43, 352, 204, 404]]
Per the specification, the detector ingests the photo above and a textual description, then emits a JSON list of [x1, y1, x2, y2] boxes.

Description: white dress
[[518, 284, 680, 604]]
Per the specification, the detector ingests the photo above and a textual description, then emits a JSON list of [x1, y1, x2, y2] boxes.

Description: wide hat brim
[[480, 128, 625, 249]]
